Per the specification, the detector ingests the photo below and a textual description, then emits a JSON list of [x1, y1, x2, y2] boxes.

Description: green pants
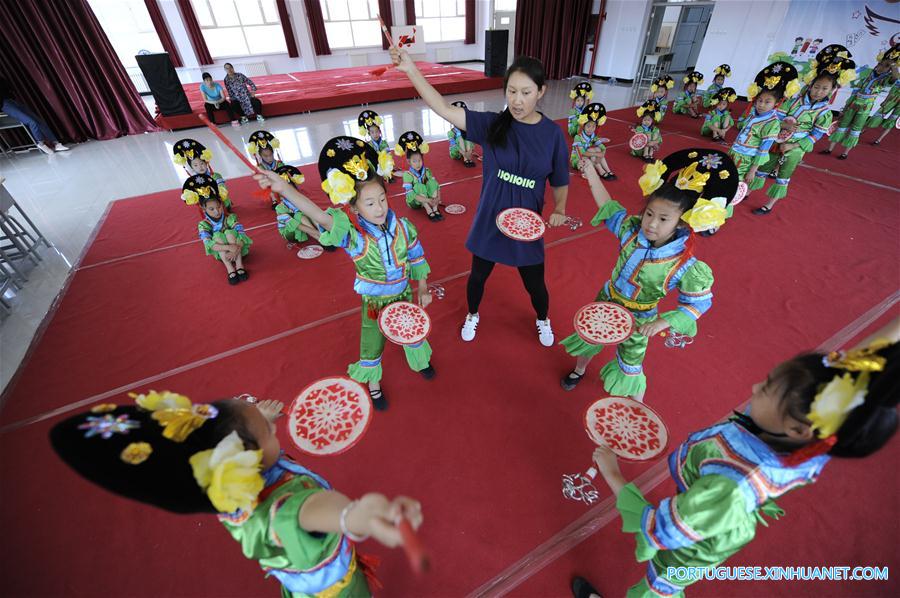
[[831, 96, 876, 149], [866, 96, 900, 129], [347, 288, 432, 384], [205, 230, 252, 260], [449, 140, 474, 160], [748, 146, 805, 200], [559, 290, 653, 397]]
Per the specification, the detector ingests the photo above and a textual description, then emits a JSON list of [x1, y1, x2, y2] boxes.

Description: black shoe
[[752, 205, 772, 215], [604, 172, 617, 181], [572, 576, 602, 598], [370, 388, 388, 411], [322, 244, 337, 252], [419, 365, 436, 380], [872, 139, 881, 146], [228, 271, 240, 285], [837, 153, 848, 160], [463, 159, 476, 168], [819, 149, 832, 155], [561, 370, 586, 391], [236, 268, 249, 281]]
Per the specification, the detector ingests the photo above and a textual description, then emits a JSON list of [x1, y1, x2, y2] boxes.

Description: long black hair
[[771, 342, 899, 458], [486, 56, 547, 147]]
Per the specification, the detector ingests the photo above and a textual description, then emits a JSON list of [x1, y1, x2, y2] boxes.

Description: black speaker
[[135, 53, 191, 116], [484, 29, 509, 77]]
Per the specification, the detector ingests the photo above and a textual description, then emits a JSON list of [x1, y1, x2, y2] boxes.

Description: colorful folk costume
[[358, 110, 390, 154], [248, 130, 285, 208], [395, 130, 440, 210], [700, 87, 737, 139], [448, 100, 476, 165], [702, 64, 731, 108], [560, 149, 738, 397], [729, 62, 801, 180], [802, 44, 852, 102], [672, 71, 704, 115], [273, 165, 314, 244], [570, 102, 608, 168], [172, 138, 231, 209], [866, 78, 900, 132], [317, 136, 433, 384], [830, 44, 900, 151], [49, 392, 374, 597], [649, 76, 675, 122], [568, 81, 594, 136], [615, 342, 891, 598], [184, 175, 252, 261], [631, 100, 663, 159], [751, 56, 857, 201]]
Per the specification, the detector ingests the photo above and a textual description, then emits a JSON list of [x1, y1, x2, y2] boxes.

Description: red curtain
[[0, 0, 159, 142], [465, 0, 475, 44], [275, 0, 299, 57], [515, 0, 592, 79], [176, 0, 213, 65], [143, 0, 183, 67], [378, 0, 393, 50], [304, 0, 331, 55], [405, 0, 416, 25]]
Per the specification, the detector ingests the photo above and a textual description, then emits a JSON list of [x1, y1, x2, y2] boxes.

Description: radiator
[[243, 61, 269, 77], [127, 67, 151, 94], [435, 48, 453, 62], [348, 54, 368, 67]]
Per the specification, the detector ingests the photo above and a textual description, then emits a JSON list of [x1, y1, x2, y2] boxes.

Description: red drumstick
[[397, 517, 429, 574], [197, 113, 259, 173], [376, 14, 395, 47]]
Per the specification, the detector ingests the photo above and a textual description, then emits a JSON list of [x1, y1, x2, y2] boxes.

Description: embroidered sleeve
[[802, 109, 833, 151], [402, 171, 417, 202], [617, 476, 748, 562], [660, 260, 713, 336], [318, 207, 362, 253]]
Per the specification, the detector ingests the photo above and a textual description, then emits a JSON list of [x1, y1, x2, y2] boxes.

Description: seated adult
[[223, 63, 264, 124], [199, 72, 239, 127], [0, 77, 68, 155]]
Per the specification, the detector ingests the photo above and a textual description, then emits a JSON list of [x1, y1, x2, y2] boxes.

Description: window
[[494, 0, 516, 11], [319, 0, 382, 50], [414, 0, 465, 43], [88, 0, 164, 68], [191, 0, 287, 58], [420, 108, 451, 137]]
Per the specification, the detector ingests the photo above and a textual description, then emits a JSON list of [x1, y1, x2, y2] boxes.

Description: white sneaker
[[36, 142, 53, 155], [230, 120, 240, 128], [460, 313, 479, 342], [536, 318, 554, 347], [256, 114, 265, 122], [53, 143, 69, 151]]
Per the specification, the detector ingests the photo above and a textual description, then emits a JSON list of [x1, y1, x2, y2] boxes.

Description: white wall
[[583, 0, 654, 80], [159, 0, 488, 83], [693, 0, 790, 97]]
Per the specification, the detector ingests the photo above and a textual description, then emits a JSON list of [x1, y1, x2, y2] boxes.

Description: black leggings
[[204, 101, 239, 123], [466, 254, 549, 320]]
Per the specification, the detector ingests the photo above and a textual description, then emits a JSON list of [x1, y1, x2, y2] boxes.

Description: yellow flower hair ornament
[[131, 391, 218, 442], [681, 197, 727, 233], [181, 190, 199, 205], [247, 141, 259, 155], [121, 442, 153, 465], [322, 168, 356, 205], [393, 143, 404, 156], [189, 431, 264, 513], [200, 148, 212, 162], [822, 338, 890, 373], [747, 82, 760, 99], [218, 185, 229, 202], [838, 68, 857, 87], [638, 160, 667, 196], [578, 113, 588, 125], [636, 106, 645, 117], [377, 150, 395, 178], [173, 153, 187, 166], [808, 372, 869, 438], [419, 141, 429, 154], [785, 79, 801, 98], [764, 75, 781, 89], [674, 162, 710, 194], [343, 153, 370, 180]]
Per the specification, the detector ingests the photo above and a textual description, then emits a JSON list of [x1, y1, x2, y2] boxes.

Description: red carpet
[[155, 62, 503, 130], [1, 112, 897, 597]]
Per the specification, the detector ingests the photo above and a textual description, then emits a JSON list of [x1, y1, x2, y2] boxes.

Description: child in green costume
[[50, 391, 424, 598], [630, 100, 663, 162], [273, 165, 327, 246], [702, 64, 731, 108], [699, 87, 736, 141], [560, 148, 738, 400], [672, 71, 704, 117], [825, 43, 900, 159], [396, 130, 443, 221], [867, 78, 900, 145], [568, 81, 593, 136], [570, 326, 899, 598], [172, 138, 232, 210], [258, 136, 436, 410], [448, 100, 477, 166], [649, 75, 674, 122], [751, 55, 857, 215], [183, 174, 251, 286], [570, 102, 616, 180]]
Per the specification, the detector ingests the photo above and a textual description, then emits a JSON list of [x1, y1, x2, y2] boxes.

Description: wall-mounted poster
[[391, 25, 425, 54]]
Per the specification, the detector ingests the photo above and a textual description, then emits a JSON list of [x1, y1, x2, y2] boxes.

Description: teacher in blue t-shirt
[[199, 72, 239, 125], [391, 49, 569, 347]]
